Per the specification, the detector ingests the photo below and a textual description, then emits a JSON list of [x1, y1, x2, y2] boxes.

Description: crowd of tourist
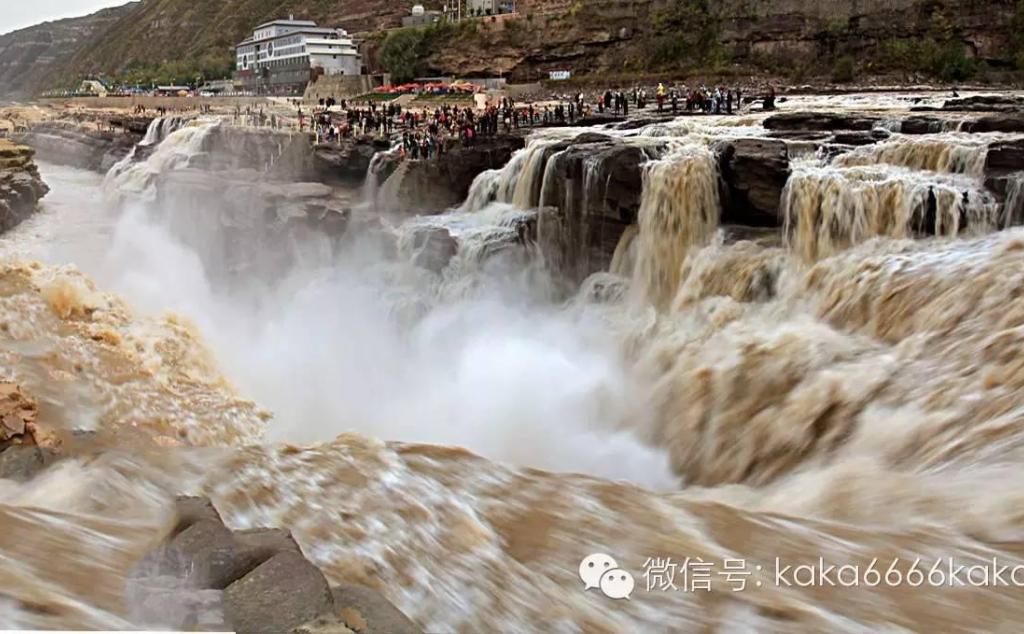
[[241, 80, 763, 164]]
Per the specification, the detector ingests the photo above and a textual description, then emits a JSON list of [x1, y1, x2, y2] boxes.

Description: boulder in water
[[985, 139, 1024, 177], [763, 112, 882, 133], [223, 550, 335, 633], [962, 114, 1024, 134], [900, 115, 950, 135]]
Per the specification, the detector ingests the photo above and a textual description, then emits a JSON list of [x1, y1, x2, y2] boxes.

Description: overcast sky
[[1, 0, 129, 36]]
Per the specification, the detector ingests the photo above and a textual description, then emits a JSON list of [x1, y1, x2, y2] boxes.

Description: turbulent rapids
[[5, 93, 1024, 631]]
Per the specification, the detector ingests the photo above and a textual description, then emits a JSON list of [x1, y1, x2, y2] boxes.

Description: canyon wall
[[0, 141, 48, 232], [423, 0, 1022, 81], [3, 0, 1021, 100], [0, 4, 139, 102]]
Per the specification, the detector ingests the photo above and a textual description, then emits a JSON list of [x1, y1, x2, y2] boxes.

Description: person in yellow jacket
[[656, 83, 667, 112]]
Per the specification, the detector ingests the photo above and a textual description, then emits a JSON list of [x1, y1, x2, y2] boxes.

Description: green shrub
[[831, 56, 856, 82], [932, 45, 976, 81]]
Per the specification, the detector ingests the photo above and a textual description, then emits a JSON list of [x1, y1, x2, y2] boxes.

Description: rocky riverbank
[[0, 140, 48, 232], [16, 120, 144, 172]]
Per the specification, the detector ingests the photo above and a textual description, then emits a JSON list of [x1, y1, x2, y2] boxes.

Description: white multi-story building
[[235, 16, 362, 94]]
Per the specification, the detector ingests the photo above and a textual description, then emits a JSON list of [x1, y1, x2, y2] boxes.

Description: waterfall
[[363, 143, 402, 207], [781, 161, 999, 261], [834, 135, 990, 176], [461, 169, 502, 212], [103, 119, 219, 202], [140, 116, 189, 148], [104, 116, 192, 186], [630, 145, 721, 309], [460, 137, 569, 212], [1004, 172, 1024, 228]]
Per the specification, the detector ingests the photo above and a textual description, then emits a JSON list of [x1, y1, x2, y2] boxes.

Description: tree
[[379, 28, 428, 83]]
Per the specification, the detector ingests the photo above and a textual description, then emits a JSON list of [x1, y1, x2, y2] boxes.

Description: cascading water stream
[[834, 134, 991, 176], [460, 136, 572, 212], [630, 145, 720, 309], [782, 159, 1000, 261], [9, 93, 1024, 632], [1004, 172, 1024, 227], [103, 118, 219, 202], [363, 143, 402, 207]]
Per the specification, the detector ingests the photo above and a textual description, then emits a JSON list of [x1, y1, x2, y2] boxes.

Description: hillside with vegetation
[[381, 0, 1024, 85], [0, 3, 138, 101], [2, 0, 1023, 97], [1, 0, 445, 93]]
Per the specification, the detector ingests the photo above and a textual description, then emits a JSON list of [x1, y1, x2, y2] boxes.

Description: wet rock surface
[[716, 138, 791, 227], [314, 137, 392, 184], [961, 114, 1024, 134], [410, 226, 459, 273], [764, 112, 882, 133], [936, 95, 1024, 113], [385, 137, 525, 214], [986, 139, 1024, 177], [537, 136, 656, 283], [140, 497, 420, 634], [0, 378, 418, 633], [0, 141, 48, 233], [16, 121, 140, 172]]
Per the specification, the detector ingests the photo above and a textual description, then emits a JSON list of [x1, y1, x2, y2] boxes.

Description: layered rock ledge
[[16, 120, 141, 172], [0, 140, 48, 232]]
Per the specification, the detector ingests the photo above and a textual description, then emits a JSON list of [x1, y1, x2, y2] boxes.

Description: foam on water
[[5, 91, 1024, 631]]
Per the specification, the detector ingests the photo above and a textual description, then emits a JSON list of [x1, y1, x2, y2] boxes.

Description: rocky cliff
[[9, 0, 445, 93], [0, 4, 139, 102], [417, 0, 1023, 82], [4, 0, 1023, 99], [0, 140, 48, 232]]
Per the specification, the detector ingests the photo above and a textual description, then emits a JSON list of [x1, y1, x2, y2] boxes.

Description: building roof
[[254, 18, 318, 30], [237, 27, 351, 49]]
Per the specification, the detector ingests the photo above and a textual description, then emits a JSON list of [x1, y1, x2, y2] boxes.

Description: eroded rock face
[[313, 137, 391, 184], [538, 137, 655, 283], [409, 226, 459, 274], [939, 96, 1024, 113], [192, 126, 315, 180], [383, 137, 525, 214], [716, 138, 791, 227], [0, 141, 48, 232], [16, 122, 139, 172], [986, 139, 1024, 178], [962, 115, 1024, 134], [764, 112, 883, 133], [899, 116, 950, 135]]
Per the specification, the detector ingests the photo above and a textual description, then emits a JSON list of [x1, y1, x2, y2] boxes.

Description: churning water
[[4, 95, 1024, 631]]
